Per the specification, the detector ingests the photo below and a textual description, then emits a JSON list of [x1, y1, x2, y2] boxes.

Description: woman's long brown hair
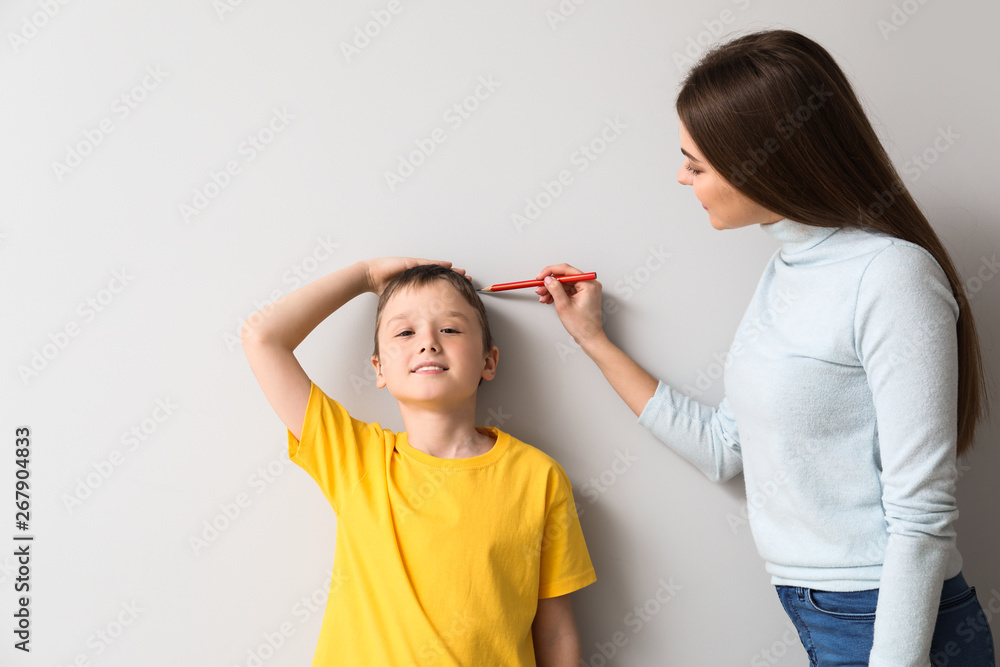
[[676, 29, 987, 455]]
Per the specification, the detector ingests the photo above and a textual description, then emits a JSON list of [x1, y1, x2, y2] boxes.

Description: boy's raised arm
[[240, 261, 372, 441]]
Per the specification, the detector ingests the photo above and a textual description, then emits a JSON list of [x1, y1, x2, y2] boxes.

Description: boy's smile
[[411, 360, 448, 374]]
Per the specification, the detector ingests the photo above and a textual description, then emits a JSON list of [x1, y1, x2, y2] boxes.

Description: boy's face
[[372, 280, 498, 409]]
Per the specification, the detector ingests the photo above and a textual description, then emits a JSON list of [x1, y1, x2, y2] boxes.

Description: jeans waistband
[[941, 571, 969, 600]]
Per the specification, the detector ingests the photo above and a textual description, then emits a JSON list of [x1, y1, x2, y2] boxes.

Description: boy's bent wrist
[[348, 260, 375, 294]]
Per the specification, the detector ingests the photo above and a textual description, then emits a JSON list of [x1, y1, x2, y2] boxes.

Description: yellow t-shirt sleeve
[[286, 381, 383, 515], [537, 469, 597, 599]]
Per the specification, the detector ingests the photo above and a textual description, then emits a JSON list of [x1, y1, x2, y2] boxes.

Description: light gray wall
[[5, 0, 999, 664]]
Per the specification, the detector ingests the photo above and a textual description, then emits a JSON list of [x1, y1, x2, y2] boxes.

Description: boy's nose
[[418, 333, 440, 353]]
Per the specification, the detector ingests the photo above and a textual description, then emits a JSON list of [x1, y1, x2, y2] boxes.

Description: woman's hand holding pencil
[[530, 264, 607, 347]]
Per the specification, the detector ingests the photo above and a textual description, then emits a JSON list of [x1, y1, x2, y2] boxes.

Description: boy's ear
[[480, 345, 499, 382], [372, 354, 387, 389]]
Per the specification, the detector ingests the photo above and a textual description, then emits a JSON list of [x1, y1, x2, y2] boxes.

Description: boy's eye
[[396, 330, 414, 337], [441, 328, 460, 334]]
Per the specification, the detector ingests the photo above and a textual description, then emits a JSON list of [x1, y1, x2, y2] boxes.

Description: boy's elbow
[[240, 320, 276, 362], [240, 313, 273, 347]]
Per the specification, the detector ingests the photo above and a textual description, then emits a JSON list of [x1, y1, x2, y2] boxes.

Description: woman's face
[[676, 121, 783, 230]]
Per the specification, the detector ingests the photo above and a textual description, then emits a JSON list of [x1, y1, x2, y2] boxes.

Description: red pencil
[[479, 272, 597, 293]]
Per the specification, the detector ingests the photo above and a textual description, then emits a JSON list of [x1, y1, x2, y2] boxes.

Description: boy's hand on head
[[364, 257, 467, 295], [534, 263, 606, 345]]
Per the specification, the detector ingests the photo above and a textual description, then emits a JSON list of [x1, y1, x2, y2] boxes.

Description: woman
[[535, 29, 994, 666]]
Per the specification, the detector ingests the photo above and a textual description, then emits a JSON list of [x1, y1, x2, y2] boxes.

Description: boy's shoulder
[[494, 428, 575, 487]]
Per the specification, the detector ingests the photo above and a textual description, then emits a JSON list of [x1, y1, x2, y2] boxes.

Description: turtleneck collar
[[760, 218, 841, 255]]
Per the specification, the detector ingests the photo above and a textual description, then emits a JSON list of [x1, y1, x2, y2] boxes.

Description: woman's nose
[[677, 165, 692, 186]]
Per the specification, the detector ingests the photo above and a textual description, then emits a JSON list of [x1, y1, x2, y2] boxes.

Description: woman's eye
[[685, 163, 701, 175]]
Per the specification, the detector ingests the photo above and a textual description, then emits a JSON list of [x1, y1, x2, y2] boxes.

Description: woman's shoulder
[[856, 233, 946, 280], [830, 227, 946, 279], [850, 234, 958, 322]]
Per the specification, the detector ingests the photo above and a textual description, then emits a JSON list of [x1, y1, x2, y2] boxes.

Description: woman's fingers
[[535, 263, 583, 280], [534, 263, 588, 302]]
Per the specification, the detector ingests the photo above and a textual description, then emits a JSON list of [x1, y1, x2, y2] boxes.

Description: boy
[[241, 257, 596, 666]]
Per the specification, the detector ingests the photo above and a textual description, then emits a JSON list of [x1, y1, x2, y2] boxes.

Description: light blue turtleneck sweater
[[638, 219, 963, 666]]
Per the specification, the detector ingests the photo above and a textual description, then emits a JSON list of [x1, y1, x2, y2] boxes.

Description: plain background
[[3, 0, 999, 664]]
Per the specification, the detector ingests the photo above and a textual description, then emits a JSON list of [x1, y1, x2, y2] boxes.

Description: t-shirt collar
[[396, 428, 511, 469]]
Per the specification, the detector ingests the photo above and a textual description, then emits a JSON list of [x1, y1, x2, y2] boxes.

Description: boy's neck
[[397, 400, 496, 459]]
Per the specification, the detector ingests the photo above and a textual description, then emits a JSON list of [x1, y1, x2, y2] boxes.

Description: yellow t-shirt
[[287, 381, 597, 666]]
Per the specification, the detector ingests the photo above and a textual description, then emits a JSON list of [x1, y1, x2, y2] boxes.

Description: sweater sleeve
[[637, 381, 743, 483], [854, 244, 961, 667]]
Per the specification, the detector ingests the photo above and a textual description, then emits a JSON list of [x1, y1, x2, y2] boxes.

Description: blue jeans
[[776, 572, 995, 666]]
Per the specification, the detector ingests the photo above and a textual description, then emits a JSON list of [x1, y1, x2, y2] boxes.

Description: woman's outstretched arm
[[535, 263, 743, 483]]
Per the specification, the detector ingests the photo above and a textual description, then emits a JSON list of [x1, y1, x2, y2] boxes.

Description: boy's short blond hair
[[373, 265, 493, 359]]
